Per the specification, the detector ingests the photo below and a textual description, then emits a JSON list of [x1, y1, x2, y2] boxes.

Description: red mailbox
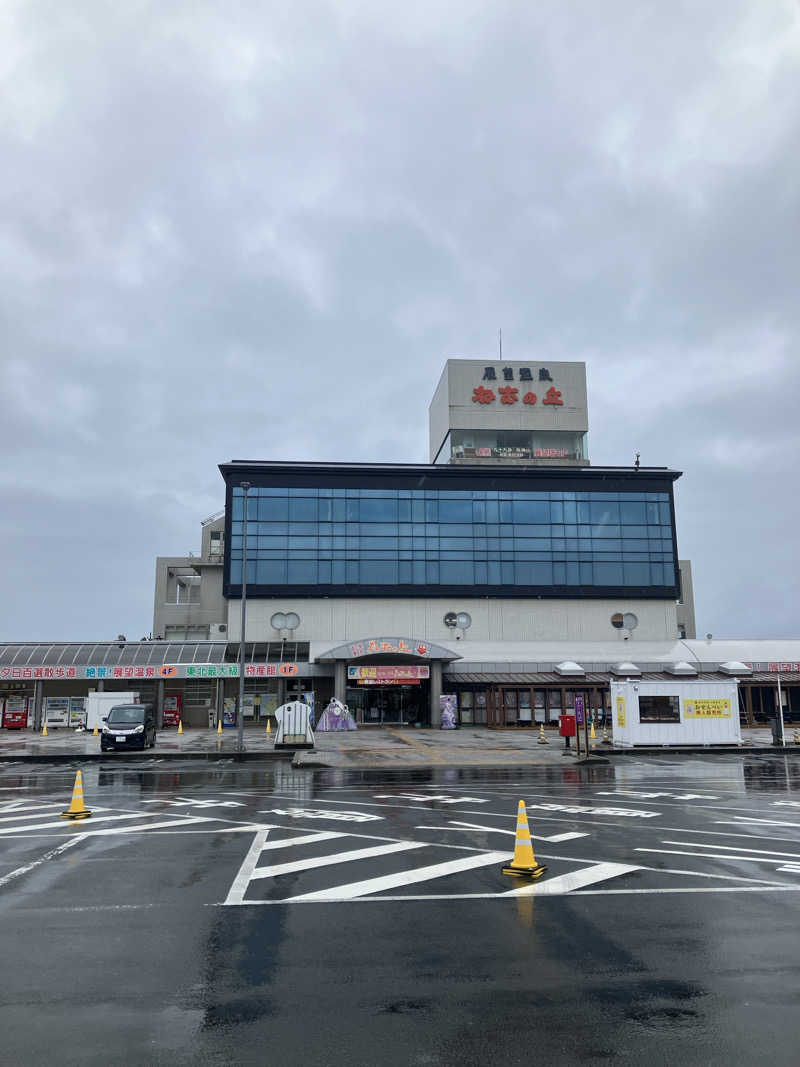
[[559, 714, 577, 737]]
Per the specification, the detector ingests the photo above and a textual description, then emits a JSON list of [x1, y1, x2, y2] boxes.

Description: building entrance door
[[346, 684, 428, 726]]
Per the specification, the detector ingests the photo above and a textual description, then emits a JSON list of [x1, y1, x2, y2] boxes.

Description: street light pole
[[237, 481, 251, 752]]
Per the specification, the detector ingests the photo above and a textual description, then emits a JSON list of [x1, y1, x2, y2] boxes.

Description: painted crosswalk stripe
[[285, 850, 509, 902], [250, 841, 425, 881]]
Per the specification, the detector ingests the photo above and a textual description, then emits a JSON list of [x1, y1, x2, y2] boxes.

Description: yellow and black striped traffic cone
[[537, 723, 548, 744], [60, 770, 92, 820], [502, 800, 547, 879]]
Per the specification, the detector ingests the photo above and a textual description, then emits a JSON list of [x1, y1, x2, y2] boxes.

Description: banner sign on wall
[[616, 695, 626, 728], [683, 698, 732, 719], [0, 662, 301, 682], [349, 639, 430, 658], [348, 666, 430, 681]]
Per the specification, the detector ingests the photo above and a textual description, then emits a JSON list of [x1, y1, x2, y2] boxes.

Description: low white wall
[[611, 680, 741, 747]]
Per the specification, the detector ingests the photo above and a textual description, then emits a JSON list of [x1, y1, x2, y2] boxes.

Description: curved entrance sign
[[316, 637, 460, 662]]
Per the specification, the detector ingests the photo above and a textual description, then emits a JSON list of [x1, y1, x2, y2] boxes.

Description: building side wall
[[677, 560, 697, 639], [153, 556, 226, 638], [227, 596, 678, 644], [428, 364, 451, 463]]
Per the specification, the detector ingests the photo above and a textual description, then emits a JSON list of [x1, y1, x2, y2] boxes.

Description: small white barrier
[[274, 701, 315, 749]]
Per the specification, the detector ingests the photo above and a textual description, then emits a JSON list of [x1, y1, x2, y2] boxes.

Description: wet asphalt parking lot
[[2, 753, 800, 1066]]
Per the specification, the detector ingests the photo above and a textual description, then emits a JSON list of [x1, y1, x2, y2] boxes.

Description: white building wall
[[228, 597, 678, 644]]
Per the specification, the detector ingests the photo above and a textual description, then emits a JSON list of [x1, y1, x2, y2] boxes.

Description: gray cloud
[[1, 0, 798, 638]]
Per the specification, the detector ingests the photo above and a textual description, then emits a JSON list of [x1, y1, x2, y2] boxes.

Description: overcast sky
[[2, 1, 798, 642]]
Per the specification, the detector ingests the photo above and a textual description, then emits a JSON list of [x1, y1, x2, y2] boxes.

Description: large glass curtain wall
[[229, 487, 677, 592]]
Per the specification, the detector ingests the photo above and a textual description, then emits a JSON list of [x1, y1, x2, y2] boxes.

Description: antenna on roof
[[634, 451, 640, 471]]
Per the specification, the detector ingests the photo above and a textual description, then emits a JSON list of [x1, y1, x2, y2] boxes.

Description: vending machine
[[43, 696, 71, 728], [68, 697, 87, 728], [162, 694, 182, 728], [2, 696, 30, 729]]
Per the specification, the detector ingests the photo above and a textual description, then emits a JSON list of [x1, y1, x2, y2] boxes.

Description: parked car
[[100, 703, 156, 751]]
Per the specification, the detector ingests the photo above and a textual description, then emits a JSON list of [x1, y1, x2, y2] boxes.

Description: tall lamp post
[[237, 481, 251, 751]]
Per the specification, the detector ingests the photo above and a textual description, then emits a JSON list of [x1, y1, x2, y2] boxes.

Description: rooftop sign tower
[[429, 359, 589, 466]]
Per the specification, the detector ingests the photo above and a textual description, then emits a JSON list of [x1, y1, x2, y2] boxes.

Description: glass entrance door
[[346, 685, 428, 725]]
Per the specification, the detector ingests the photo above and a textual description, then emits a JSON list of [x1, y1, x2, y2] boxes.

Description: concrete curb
[[0, 750, 295, 765]]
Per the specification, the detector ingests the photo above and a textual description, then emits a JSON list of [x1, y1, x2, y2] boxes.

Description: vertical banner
[[616, 695, 626, 728], [574, 695, 585, 725], [440, 693, 457, 729]]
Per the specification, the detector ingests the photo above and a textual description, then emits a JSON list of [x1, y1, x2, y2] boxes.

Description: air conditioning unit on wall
[[209, 623, 228, 639]]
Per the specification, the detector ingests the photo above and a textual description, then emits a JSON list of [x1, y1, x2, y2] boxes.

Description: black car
[[100, 703, 156, 751]]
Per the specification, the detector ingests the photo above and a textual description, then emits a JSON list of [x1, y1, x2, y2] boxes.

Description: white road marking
[[505, 862, 641, 896], [542, 831, 590, 843], [77, 817, 215, 835], [418, 821, 589, 844], [716, 817, 800, 828], [0, 834, 86, 889], [660, 841, 800, 861], [249, 841, 425, 882], [0, 803, 94, 816], [595, 791, 719, 800], [141, 798, 246, 809], [261, 808, 383, 823], [284, 851, 509, 902], [224, 829, 273, 905], [0, 812, 163, 835], [258, 831, 347, 851], [634, 847, 797, 865], [373, 794, 489, 805]]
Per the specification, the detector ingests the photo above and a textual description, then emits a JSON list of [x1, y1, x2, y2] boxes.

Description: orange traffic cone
[[217, 719, 223, 735], [502, 800, 547, 879], [177, 719, 183, 735], [60, 770, 92, 820]]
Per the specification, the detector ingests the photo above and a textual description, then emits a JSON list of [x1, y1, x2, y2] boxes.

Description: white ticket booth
[[611, 679, 741, 747]]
